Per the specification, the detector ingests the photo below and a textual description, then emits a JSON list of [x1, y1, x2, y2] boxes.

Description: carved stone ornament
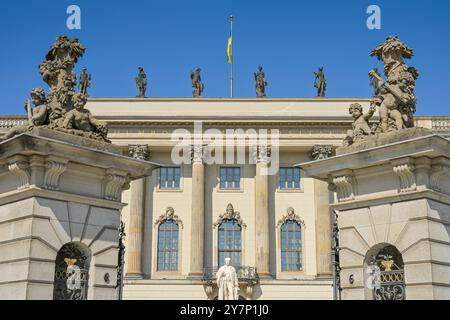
[[251, 145, 271, 163], [392, 159, 416, 193], [342, 36, 419, 148], [103, 169, 129, 201], [190, 144, 207, 163], [154, 207, 183, 228], [343, 103, 376, 147], [43, 159, 68, 191], [1, 36, 109, 143], [7, 156, 31, 189], [332, 174, 355, 202], [128, 144, 150, 161], [213, 203, 246, 228], [311, 145, 333, 160], [430, 164, 450, 193], [277, 207, 305, 227]]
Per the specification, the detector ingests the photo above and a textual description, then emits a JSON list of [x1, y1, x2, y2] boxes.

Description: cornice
[[105, 120, 353, 127], [87, 97, 373, 102]]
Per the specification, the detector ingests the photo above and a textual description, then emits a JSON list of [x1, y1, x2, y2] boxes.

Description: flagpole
[[230, 15, 234, 98]]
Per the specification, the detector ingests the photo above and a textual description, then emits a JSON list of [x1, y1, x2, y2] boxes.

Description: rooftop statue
[[1, 36, 109, 143], [369, 36, 419, 133], [136, 67, 147, 98], [191, 68, 204, 97], [254, 65, 267, 97], [78, 68, 91, 96], [314, 67, 326, 97]]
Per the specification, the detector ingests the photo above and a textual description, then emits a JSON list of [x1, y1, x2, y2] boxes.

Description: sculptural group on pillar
[[344, 36, 419, 147], [1, 36, 109, 142]]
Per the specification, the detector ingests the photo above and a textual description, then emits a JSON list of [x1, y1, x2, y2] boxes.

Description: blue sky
[[0, 0, 449, 116]]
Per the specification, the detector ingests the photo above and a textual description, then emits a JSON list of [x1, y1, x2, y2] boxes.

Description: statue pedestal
[[0, 130, 159, 300], [299, 131, 450, 300]]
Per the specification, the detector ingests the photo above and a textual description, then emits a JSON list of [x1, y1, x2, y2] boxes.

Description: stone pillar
[[189, 145, 205, 277], [125, 145, 150, 278], [255, 146, 271, 277], [299, 133, 450, 300], [0, 131, 159, 300]]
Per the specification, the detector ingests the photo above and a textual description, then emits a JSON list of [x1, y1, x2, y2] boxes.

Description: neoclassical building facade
[[1, 98, 448, 300]]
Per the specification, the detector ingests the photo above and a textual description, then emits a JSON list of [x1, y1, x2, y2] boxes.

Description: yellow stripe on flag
[[227, 36, 232, 64]]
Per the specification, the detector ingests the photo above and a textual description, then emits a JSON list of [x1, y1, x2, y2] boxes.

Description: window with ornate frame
[[277, 207, 305, 272], [214, 203, 246, 267], [154, 207, 183, 272]]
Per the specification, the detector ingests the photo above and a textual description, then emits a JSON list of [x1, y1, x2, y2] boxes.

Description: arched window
[[156, 207, 182, 271], [218, 219, 242, 267], [278, 207, 304, 272], [214, 204, 246, 267], [281, 220, 302, 271]]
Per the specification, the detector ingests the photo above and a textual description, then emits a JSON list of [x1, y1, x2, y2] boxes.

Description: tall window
[[219, 167, 241, 190], [281, 220, 302, 271], [218, 219, 242, 267], [157, 219, 179, 271], [159, 167, 181, 189], [279, 167, 301, 190]]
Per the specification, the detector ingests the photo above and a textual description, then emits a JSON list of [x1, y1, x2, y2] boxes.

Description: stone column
[[311, 145, 333, 277], [314, 179, 332, 277], [125, 145, 150, 278], [189, 145, 205, 277], [255, 146, 271, 277]]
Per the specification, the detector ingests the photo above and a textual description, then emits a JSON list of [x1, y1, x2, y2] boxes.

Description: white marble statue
[[216, 257, 239, 300]]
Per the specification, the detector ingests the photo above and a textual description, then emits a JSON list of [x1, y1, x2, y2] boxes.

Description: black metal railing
[[374, 269, 405, 300], [202, 266, 259, 284]]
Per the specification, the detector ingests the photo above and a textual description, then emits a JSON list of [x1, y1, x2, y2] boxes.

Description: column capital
[[128, 144, 150, 161], [311, 144, 333, 160], [190, 144, 208, 164], [252, 145, 271, 163]]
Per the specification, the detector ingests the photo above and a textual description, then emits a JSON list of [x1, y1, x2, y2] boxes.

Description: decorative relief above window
[[154, 207, 183, 228], [213, 203, 246, 228], [277, 207, 305, 228], [278, 207, 304, 272]]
